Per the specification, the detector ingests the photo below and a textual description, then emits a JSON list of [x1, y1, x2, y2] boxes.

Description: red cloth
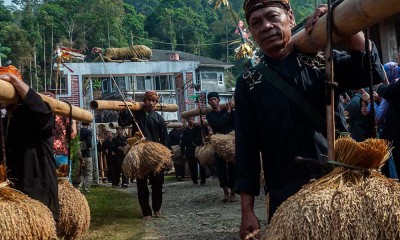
[[53, 115, 68, 155]]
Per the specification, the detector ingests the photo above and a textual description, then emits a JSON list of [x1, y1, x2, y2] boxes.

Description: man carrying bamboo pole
[[235, 1, 385, 239], [0, 70, 60, 222], [206, 92, 236, 202], [118, 91, 169, 219]]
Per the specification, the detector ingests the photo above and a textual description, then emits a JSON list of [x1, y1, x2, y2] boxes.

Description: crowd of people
[[0, 0, 399, 239]]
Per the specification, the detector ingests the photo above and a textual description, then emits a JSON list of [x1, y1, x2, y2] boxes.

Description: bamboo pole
[[181, 102, 235, 119], [108, 121, 184, 129], [292, 0, 400, 54], [90, 100, 178, 112], [0, 80, 93, 123]]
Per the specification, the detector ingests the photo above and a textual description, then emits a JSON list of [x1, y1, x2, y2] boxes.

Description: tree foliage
[[0, 0, 316, 90]]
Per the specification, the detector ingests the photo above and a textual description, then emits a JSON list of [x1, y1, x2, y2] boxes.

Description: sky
[[4, 0, 12, 6]]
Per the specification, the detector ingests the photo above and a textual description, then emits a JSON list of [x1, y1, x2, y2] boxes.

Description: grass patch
[[84, 186, 147, 240]]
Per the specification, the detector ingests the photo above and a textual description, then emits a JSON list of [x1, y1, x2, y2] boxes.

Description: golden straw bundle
[[57, 178, 91, 239], [210, 131, 235, 162], [195, 142, 215, 166], [123, 140, 172, 180], [0, 165, 57, 239], [263, 137, 400, 240]]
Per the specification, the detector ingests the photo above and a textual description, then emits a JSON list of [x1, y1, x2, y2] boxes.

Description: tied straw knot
[[0, 181, 9, 189]]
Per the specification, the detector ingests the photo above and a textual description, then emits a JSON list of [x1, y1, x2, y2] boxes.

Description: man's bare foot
[[154, 211, 161, 217], [229, 192, 237, 202]]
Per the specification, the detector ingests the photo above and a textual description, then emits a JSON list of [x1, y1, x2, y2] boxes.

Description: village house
[[57, 49, 234, 124]]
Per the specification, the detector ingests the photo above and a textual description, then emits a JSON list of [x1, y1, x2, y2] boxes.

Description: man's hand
[[305, 4, 328, 34], [361, 92, 370, 102], [240, 211, 260, 240], [240, 192, 260, 240], [0, 72, 29, 99]]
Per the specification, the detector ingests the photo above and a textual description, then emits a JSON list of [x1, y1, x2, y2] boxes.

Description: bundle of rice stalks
[[263, 137, 399, 240], [210, 131, 235, 162], [123, 140, 172, 180], [123, 140, 146, 179], [195, 142, 215, 166], [57, 178, 91, 239], [124, 132, 144, 155], [0, 165, 57, 239], [56, 164, 69, 177], [171, 145, 184, 164], [141, 141, 173, 175]]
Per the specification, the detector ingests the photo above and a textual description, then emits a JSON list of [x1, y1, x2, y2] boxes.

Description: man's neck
[[264, 43, 294, 60], [212, 106, 221, 112]]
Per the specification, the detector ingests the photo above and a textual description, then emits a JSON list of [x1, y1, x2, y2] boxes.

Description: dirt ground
[[118, 176, 268, 240]]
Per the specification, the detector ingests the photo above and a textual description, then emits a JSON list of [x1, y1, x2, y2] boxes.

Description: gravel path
[[120, 177, 267, 240]]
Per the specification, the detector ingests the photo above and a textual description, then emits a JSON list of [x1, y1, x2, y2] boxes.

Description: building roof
[[151, 49, 234, 69]]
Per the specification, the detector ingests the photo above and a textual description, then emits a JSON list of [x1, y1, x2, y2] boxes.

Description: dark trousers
[[215, 155, 235, 189], [111, 161, 128, 186], [174, 162, 185, 178], [188, 157, 206, 184], [137, 171, 164, 217], [105, 155, 113, 182]]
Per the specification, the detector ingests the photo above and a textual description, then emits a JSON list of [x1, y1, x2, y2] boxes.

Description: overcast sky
[[4, 0, 12, 6]]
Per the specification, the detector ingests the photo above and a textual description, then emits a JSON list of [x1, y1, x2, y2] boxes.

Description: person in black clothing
[[181, 117, 207, 185], [236, 1, 384, 239], [79, 122, 93, 194], [118, 91, 169, 220], [168, 127, 184, 181], [206, 92, 236, 202], [102, 130, 115, 183], [1, 69, 60, 221], [111, 128, 129, 188], [377, 79, 400, 176]]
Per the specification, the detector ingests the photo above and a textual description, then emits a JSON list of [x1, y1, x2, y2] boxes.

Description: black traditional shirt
[[181, 126, 204, 159], [378, 80, 400, 142], [206, 109, 234, 134], [234, 45, 384, 215], [112, 135, 127, 162], [79, 127, 92, 158], [6, 88, 59, 221], [119, 110, 168, 147]]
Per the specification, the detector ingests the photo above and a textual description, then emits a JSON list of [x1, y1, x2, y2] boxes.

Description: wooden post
[[379, 17, 398, 63]]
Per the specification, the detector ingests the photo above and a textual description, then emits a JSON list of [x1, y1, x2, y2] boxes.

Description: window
[[115, 76, 126, 91], [155, 75, 175, 90], [48, 74, 68, 95], [136, 76, 153, 90], [201, 72, 218, 81], [136, 75, 174, 91], [102, 78, 110, 93]]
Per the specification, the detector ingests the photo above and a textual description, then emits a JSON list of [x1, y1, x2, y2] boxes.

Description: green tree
[[122, 3, 151, 46]]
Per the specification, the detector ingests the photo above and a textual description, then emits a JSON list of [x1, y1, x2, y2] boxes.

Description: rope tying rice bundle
[[56, 167, 91, 239], [0, 165, 57, 239], [210, 131, 235, 162], [263, 137, 400, 240]]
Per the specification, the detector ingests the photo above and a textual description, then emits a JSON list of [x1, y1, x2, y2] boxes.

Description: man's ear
[[288, 10, 296, 28]]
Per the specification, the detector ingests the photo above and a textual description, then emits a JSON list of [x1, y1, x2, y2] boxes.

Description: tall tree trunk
[[50, 27, 54, 90], [29, 61, 33, 88], [43, 27, 47, 92], [34, 45, 38, 92], [107, 19, 111, 48]]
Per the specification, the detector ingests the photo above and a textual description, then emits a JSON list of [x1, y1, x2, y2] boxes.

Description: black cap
[[207, 92, 219, 100]]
